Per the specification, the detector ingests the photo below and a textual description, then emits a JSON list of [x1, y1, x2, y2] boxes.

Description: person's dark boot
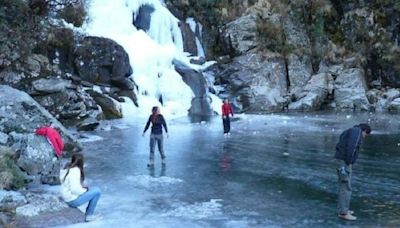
[[147, 159, 154, 167]]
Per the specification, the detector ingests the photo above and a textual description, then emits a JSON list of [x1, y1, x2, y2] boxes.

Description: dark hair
[[358, 123, 371, 134], [151, 106, 159, 123], [64, 153, 85, 183]]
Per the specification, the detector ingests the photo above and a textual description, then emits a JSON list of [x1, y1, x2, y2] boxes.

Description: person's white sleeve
[[68, 168, 87, 195]]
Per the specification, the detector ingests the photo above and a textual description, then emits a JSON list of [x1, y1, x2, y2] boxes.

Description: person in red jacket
[[221, 99, 234, 135], [35, 125, 64, 157]]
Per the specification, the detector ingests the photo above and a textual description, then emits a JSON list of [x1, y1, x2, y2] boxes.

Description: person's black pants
[[223, 117, 230, 133]]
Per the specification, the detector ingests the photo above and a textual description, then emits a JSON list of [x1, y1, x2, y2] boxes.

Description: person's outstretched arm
[[161, 115, 168, 134], [143, 116, 151, 135]]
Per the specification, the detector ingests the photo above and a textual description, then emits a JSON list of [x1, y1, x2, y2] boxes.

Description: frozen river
[[60, 112, 400, 227]]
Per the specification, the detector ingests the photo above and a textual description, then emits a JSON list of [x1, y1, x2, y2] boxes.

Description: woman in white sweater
[[60, 154, 101, 222]]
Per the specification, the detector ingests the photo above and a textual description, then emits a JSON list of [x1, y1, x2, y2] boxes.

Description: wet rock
[[76, 117, 100, 131], [190, 57, 206, 65], [0, 190, 27, 207], [388, 98, 400, 111], [15, 190, 84, 227], [0, 146, 26, 190], [0, 85, 81, 153], [117, 90, 139, 107], [216, 55, 231, 64], [32, 78, 71, 94], [173, 60, 213, 116], [0, 132, 8, 145], [133, 4, 155, 32], [16, 206, 84, 228], [87, 90, 123, 119]]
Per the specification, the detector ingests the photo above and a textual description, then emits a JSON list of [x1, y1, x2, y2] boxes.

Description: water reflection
[[148, 165, 166, 177]]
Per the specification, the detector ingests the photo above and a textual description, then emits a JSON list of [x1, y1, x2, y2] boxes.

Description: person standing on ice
[[143, 106, 169, 166], [334, 123, 371, 221], [221, 99, 234, 136]]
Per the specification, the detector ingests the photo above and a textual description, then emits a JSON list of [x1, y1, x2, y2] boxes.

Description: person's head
[[358, 123, 371, 138], [69, 153, 85, 182], [223, 99, 229, 104], [151, 106, 160, 115]]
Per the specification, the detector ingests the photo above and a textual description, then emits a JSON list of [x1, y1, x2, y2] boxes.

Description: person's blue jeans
[[67, 187, 101, 216]]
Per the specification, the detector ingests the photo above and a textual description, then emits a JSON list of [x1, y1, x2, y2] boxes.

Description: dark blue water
[[62, 112, 400, 227]]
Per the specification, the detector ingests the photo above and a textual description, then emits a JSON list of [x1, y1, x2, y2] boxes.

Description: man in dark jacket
[[334, 123, 371, 221]]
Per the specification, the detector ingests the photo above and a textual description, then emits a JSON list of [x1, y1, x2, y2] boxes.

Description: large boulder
[[288, 53, 313, 96], [223, 14, 258, 55], [334, 68, 370, 110], [10, 133, 60, 185], [214, 52, 288, 112], [0, 146, 26, 190], [173, 60, 212, 116], [0, 85, 81, 153], [0, 54, 52, 90], [74, 37, 134, 92], [87, 90, 123, 119], [31, 78, 71, 94], [15, 190, 83, 227], [288, 73, 329, 111]]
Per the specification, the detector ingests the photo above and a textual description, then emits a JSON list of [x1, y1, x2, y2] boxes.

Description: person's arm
[[345, 128, 361, 165], [161, 115, 168, 133], [230, 104, 234, 117], [143, 116, 151, 134]]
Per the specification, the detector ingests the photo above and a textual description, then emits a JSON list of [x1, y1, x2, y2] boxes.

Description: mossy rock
[[0, 146, 27, 190]]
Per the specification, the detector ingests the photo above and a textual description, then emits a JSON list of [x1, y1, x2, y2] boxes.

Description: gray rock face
[[0, 85, 81, 153], [16, 191, 68, 217], [11, 133, 60, 185], [133, 4, 155, 31], [76, 117, 100, 131], [223, 14, 258, 55], [32, 78, 71, 94], [289, 73, 329, 111], [173, 60, 213, 116], [87, 90, 123, 119], [0, 132, 8, 145], [179, 21, 198, 56], [334, 68, 370, 110], [288, 54, 313, 96], [388, 98, 400, 111], [215, 52, 288, 112], [0, 54, 52, 89], [0, 146, 26, 190], [74, 37, 135, 94], [368, 88, 400, 111]]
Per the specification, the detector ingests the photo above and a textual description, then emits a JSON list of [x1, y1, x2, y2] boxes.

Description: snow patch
[[162, 199, 223, 219]]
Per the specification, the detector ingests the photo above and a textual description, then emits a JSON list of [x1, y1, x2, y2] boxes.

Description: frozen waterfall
[[83, 0, 214, 119]]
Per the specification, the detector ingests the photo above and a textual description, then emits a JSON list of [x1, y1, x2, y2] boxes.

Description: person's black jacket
[[143, 114, 168, 135], [335, 126, 363, 165]]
